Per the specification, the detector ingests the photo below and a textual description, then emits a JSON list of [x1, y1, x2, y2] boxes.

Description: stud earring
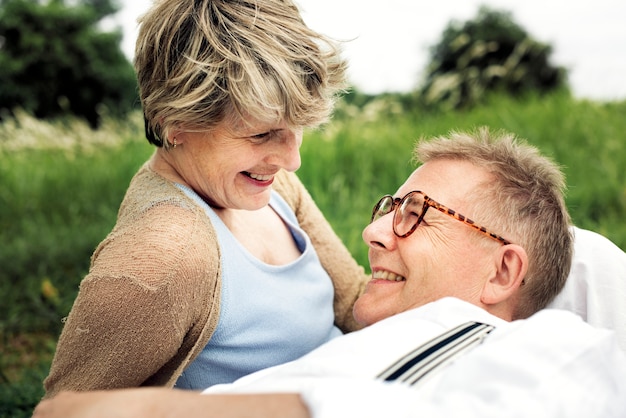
[[173, 137, 177, 149]]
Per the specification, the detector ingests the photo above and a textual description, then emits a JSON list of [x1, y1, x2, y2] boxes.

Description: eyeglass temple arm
[[428, 200, 511, 245]]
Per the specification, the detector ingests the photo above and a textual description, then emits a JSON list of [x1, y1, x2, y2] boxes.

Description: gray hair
[[135, 0, 348, 147]]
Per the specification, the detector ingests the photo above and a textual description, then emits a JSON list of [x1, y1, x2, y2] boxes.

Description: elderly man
[[34, 128, 626, 418]]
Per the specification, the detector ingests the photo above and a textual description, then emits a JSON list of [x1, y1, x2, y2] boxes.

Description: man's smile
[[371, 269, 406, 282]]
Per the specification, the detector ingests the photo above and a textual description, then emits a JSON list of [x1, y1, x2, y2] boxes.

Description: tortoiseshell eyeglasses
[[370, 190, 512, 245]]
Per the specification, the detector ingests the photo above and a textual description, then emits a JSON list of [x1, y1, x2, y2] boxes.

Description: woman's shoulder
[[122, 162, 204, 213], [119, 164, 214, 242], [90, 163, 220, 289]]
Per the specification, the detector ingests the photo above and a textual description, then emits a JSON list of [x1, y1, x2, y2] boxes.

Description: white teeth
[[372, 270, 406, 282], [248, 173, 273, 181]]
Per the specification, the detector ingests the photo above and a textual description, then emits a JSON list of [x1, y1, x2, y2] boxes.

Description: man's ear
[[481, 244, 528, 305]]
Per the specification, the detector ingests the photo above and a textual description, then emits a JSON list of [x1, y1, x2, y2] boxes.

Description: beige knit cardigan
[[43, 162, 367, 398]]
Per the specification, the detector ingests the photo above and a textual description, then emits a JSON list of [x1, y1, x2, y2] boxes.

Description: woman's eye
[[249, 131, 272, 143]]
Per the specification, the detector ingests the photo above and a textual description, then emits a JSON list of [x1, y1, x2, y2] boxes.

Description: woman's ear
[[166, 131, 178, 148], [481, 244, 528, 306], [166, 126, 186, 148]]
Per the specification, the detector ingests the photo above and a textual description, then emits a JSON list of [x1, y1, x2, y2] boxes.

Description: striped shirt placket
[[377, 321, 495, 387]]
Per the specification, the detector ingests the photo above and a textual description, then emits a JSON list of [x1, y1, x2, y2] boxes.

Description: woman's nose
[[267, 128, 302, 172]]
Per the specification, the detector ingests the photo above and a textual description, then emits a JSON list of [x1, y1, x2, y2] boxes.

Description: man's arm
[[33, 389, 309, 418]]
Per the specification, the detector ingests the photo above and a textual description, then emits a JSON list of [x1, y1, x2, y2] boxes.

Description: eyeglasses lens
[[395, 192, 423, 236], [373, 196, 394, 222]]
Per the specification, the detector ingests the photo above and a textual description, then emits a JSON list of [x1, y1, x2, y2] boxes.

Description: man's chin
[[352, 299, 389, 327]]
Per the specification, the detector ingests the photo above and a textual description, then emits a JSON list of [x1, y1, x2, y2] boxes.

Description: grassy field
[[1, 91, 625, 417]]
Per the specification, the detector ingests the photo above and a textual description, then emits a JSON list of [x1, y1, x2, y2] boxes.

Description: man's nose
[[363, 211, 397, 250]]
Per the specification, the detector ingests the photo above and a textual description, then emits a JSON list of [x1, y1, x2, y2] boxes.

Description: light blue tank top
[[174, 184, 342, 390]]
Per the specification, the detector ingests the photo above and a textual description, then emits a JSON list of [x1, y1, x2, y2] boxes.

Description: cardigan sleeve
[[43, 202, 220, 398], [273, 170, 369, 333]]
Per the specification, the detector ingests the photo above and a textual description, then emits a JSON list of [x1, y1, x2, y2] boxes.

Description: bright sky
[[116, 0, 626, 101]]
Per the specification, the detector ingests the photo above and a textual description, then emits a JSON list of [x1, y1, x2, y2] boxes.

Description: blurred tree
[[418, 6, 568, 109], [0, 0, 138, 127]]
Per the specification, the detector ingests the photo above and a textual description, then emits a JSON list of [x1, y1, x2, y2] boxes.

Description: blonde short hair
[[414, 127, 573, 319], [135, 0, 347, 146]]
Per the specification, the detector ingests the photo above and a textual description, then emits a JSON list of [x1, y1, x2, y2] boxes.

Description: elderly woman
[[43, 0, 367, 397]]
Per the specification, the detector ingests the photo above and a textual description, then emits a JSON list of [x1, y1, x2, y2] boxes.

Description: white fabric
[[204, 298, 626, 418], [548, 226, 626, 350]]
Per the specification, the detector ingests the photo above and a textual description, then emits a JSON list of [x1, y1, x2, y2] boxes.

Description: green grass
[[1, 91, 625, 416]]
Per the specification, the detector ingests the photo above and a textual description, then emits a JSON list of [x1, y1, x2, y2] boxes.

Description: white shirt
[[205, 298, 626, 418], [548, 227, 626, 350]]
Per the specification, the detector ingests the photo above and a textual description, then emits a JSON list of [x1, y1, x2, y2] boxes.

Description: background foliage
[[0, 0, 138, 127], [418, 6, 566, 109]]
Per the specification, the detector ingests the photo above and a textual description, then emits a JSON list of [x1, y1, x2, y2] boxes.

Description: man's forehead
[[397, 160, 490, 202]]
